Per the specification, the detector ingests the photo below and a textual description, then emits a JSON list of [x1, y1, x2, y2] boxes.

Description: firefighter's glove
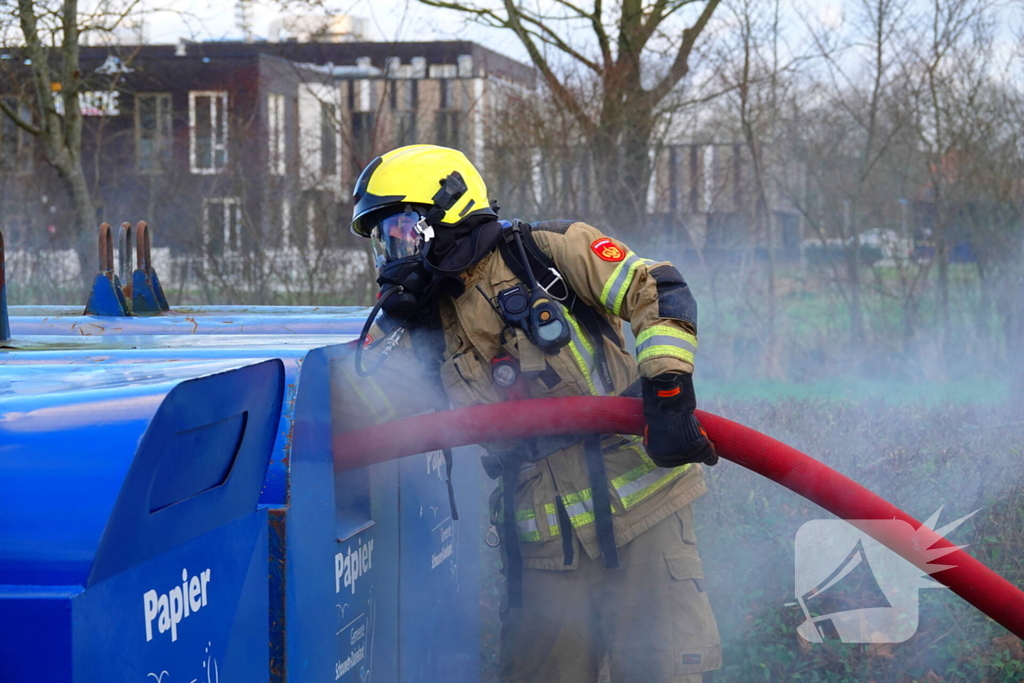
[[642, 372, 717, 468]]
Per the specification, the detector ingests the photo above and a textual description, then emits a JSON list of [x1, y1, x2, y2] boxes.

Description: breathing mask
[[370, 208, 424, 267], [368, 207, 434, 322], [354, 173, 471, 376]]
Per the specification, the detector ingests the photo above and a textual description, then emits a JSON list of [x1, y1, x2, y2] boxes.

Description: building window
[[321, 101, 338, 176], [79, 91, 121, 117], [135, 93, 172, 173], [268, 93, 286, 177], [436, 111, 459, 149], [439, 78, 456, 109], [391, 80, 417, 147], [350, 112, 375, 168], [189, 91, 228, 174], [203, 197, 242, 255], [391, 79, 417, 110], [395, 111, 417, 147], [346, 79, 377, 168], [347, 79, 375, 113], [436, 80, 460, 149], [0, 97, 32, 174], [297, 192, 329, 252]]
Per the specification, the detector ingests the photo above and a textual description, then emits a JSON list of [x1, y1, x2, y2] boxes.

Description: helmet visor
[[370, 209, 425, 266]]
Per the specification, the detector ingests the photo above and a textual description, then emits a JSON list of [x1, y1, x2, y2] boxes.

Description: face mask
[[364, 207, 430, 321], [375, 256, 435, 321], [368, 202, 478, 322], [354, 173, 471, 375], [369, 209, 425, 268]]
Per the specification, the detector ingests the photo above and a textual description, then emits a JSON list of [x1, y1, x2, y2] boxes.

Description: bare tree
[[720, 0, 800, 376], [414, 0, 721, 237], [904, 0, 999, 350], [789, 0, 913, 347], [0, 0, 141, 269]]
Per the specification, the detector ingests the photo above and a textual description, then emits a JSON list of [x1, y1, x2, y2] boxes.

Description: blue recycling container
[[0, 331, 483, 682], [284, 341, 481, 682], [0, 226, 483, 681], [0, 359, 284, 682], [7, 305, 368, 337]]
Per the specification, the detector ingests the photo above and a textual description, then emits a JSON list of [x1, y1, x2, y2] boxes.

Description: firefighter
[[339, 144, 721, 683]]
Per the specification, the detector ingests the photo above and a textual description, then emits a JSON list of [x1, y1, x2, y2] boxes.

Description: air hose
[[354, 286, 402, 377], [335, 396, 1024, 639]]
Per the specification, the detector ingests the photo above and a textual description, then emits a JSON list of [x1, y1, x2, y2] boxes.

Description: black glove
[[641, 372, 717, 468]]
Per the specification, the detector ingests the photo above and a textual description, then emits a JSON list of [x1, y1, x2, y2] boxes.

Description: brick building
[[0, 40, 534, 278]]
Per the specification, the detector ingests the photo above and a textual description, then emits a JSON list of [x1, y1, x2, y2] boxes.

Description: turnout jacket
[[336, 220, 707, 570]]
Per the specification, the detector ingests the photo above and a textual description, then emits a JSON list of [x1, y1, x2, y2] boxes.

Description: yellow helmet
[[350, 145, 496, 238]]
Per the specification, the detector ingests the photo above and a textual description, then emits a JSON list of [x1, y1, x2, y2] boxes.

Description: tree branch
[[16, 0, 66, 158], [62, 0, 83, 161], [592, 0, 613, 69], [415, 0, 595, 131], [499, 0, 594, 134], [635, 0, 671, 48], [515, 10, 603, 73], [0, 97, 43, 137], [648, 0, 721, 104], [415, 0, 505, 27]]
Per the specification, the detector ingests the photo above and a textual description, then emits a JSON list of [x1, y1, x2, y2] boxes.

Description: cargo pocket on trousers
[[665, 548, 722, 675]]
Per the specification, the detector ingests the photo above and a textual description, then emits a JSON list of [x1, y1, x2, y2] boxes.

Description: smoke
[[690, 394, 1024, 679], [561, 229, 1024, 678]]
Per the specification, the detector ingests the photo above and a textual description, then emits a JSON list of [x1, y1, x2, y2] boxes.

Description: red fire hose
[[336, 396, 1024, 639]]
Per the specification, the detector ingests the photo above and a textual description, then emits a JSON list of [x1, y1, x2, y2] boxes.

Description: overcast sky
[[135, 0, 844, 75], [133, 0, 1020, 85]]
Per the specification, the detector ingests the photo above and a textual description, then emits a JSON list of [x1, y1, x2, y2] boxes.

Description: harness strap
[[584, 434, 620, 569], [555, 495, 574, 566], [411, 319, 460, 522], [495, 221, 624, 609], [498, 222, 570, 300], [497, 221, 616, 393]]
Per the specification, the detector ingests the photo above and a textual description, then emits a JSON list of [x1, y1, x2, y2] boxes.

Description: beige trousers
[[499, 505, 721, 683]]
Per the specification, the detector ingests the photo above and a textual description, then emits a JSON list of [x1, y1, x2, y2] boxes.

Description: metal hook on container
[[130, 220, 170, 313], [136, 221, 152, 273], [85, 222, 130, 316], [98, 222, 114, 273]]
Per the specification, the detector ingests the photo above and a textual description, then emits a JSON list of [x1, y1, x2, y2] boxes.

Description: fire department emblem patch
[[591, 238, 625, 262]]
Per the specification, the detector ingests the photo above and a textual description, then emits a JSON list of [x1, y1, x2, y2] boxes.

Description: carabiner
[[538, 267, 569, 302], [486, 524, 501, 548]]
